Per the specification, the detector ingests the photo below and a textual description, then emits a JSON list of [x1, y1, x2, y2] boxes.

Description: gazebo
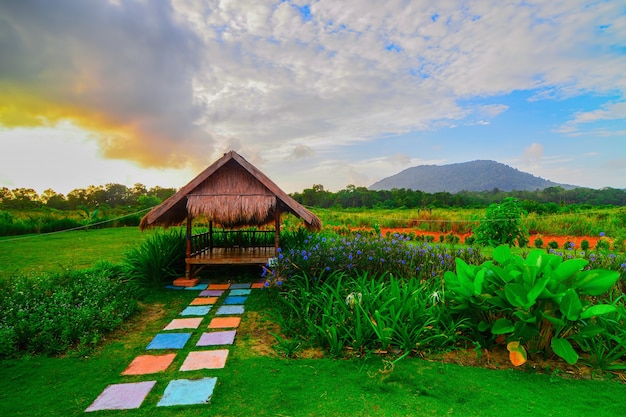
[[139, 150, 322, 278]]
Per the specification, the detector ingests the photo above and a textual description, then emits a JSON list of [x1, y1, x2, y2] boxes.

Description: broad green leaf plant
[[445, 245, 621, 366]]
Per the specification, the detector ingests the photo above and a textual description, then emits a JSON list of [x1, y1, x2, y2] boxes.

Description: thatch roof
[[139, 150, 322, 231]]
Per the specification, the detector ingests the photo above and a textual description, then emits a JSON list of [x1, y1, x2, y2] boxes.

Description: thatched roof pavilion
[[139, 150, 321, 276]]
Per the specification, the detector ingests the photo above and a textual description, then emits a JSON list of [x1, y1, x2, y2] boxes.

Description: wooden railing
[[190, 230, 276, 256]]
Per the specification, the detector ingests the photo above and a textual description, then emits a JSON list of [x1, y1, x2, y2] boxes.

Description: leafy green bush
[[474, 197, 529, 247], [444, 245, 622, 367], [121, 229, 186, 287], [534, 237, 544, 248], [0, 263, 138, 358]]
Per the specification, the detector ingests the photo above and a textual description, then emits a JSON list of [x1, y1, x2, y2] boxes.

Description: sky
[[0, 0, 625, 196]]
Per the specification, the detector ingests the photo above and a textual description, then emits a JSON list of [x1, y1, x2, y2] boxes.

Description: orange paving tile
[[208, 317, 241, 329], [251, 282, 266, 289], [122, 354, 176, 375], [180, 350, 229, 371], [190, 297, 219, 305], [208, 283, 230, 290]]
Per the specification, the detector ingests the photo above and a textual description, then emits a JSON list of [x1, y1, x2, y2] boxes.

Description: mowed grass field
[[1, 227, 625, 416], [0, 227, 158, 277]]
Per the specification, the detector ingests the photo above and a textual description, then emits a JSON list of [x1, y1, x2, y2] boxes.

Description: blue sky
[[0, 0, 625, 195]]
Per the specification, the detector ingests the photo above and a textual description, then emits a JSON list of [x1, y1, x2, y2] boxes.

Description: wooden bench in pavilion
[[139, 150, 321, 279]]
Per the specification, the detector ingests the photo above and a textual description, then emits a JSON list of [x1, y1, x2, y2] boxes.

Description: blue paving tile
[[157, 377, 217, 407], [146, 333, 192, 350], [216, 305, 245, 315], [229, 289, 251, 296], [183, 284, 208, 290], [179, 306, 212, 316], [223, 296, 247, 305], [230, 283, 252, 289]]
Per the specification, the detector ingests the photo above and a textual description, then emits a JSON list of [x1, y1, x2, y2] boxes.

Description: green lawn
[[0, 227, 158, 277]]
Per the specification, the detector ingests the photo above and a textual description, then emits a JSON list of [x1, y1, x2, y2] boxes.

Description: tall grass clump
[[0, 262, 139, 358], [121, 229, 186, 288], [270, 270, 467, 358]]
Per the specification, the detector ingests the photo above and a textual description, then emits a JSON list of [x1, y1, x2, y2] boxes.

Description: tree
[[474, 197, 529, 247]]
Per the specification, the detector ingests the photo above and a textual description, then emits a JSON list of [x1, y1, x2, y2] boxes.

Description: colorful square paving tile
[[229, 289, 251, 296], [251, 282, 266, 289], [180, 305, 212, 316], [122, 354, 176, 375], [190, 297, 219, 305], [146, 333, 191, 350], [196, 330, 236, 346], [208, 283, 230, 290], [157, 377, 217, 407], [223, 296, 247, 305], [216, 305, 245, 315], [199, 289, 224, 297], [164, 285, 184, 290], [85, 381, 156, 412], [183, 283, 208, 290], [180, 350, 229, 370], [208, 317, 241, 329], [163, 317, 203, 330], [230, 283, 252, 289]]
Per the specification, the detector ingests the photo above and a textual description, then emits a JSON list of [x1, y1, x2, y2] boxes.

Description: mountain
[[368, 160, 578, 193]]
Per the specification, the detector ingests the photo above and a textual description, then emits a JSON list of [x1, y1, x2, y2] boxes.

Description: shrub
[[581, 240, 590, 251], [534, 237, 544, 248], [0, 263, 139, 358], [474, 197, 529, 247], [548, 240, 559, 249], [444, 245, 622, 367], [121, 229, 186, 287]]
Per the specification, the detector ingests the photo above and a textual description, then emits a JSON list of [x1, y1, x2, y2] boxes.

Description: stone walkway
[[85, 281, 264, 412]]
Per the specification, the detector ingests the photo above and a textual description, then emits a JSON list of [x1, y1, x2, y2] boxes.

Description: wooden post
[[274, 205, 281, 255], [185, 215, 192, 278], [209, 220, 213, 253]]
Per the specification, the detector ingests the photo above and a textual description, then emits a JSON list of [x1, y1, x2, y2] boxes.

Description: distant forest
[[290, 184, 626, 211], [1, 183, 624, 212]]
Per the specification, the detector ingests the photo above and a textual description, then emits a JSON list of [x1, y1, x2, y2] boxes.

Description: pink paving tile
[[85, 381, 156, 412], [208, 316, 241, 329], [190, 297, 219, 305], [163, 317, 203, 330], [196, 330, 236, 346], [208, 283, 230, 290], [121, 354, 176, 375], [251, 282, 266, 289], [180, 350, 229, 371]]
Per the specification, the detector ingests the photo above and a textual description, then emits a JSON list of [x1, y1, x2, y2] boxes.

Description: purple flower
[[600, 232, 605, 237]]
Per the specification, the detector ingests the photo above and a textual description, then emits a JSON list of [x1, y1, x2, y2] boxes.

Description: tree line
[[1, 183, 625, 212], [290, 184, 626, 211], [0, 183, 177, 210]]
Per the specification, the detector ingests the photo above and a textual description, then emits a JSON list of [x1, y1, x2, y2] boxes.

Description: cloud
[[0, 0, 211, 170], [557, 101, 626, 135], [521, 143, 544, 167], [1, 0, 625, 181]]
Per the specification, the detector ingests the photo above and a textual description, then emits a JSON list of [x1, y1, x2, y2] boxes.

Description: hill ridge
[[368, 160, 578, 193]]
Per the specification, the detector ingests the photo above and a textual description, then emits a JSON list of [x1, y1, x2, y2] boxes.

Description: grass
[[1, 288, 625, 417], [1, 227, 625, 416], [0, 227, 158, 278]]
